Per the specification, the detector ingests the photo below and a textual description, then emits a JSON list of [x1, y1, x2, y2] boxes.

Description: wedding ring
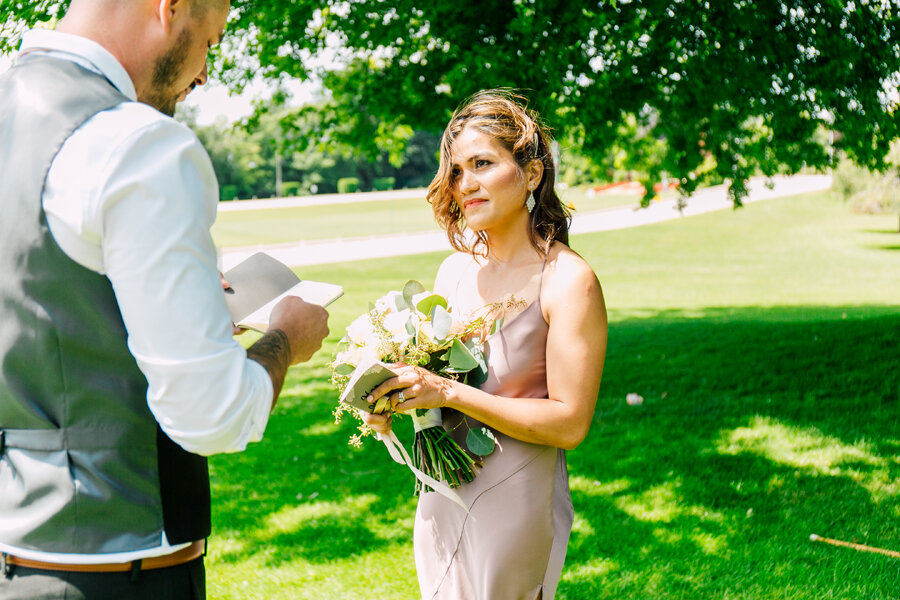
[[397, 390, 406, 403]]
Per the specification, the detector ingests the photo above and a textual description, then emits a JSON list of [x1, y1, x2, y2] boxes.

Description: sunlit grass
[[206, 190, 900, 599]]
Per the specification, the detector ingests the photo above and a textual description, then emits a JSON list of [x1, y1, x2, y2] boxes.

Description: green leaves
[[333, 363, 355, 376], [9, 1, 898, 202], [402, 280, 426, 308], [447, 338, 479, 372], [466, 427, 496, 456], [430, 305, 452, 341], [415, 294, 447, 319]]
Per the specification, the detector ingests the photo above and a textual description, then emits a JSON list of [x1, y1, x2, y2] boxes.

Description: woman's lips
[[464, 199, 487, 210]]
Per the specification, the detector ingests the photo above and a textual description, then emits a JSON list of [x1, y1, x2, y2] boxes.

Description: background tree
[[5, 1, 898, 204], [833, 141, 900, 232], [176, 100, 440, 199]]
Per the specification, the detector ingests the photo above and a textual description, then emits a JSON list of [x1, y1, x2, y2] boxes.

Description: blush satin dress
[[414, 270, 574, 600]]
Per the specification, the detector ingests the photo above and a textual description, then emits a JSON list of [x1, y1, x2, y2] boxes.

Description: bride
[[365, 89, 607, 600]]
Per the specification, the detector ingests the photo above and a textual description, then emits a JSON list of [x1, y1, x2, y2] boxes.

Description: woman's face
[[449, 125, 533, 234]]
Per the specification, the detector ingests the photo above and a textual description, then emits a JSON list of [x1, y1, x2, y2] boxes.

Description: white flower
[[335, 343, 381, 369], [345, 314, 380, 347], [375, 291, 404, 314], [335, 345, 363, 368], [416, 320, 435, 343], [626, 393, 644, 406], [383, 309, 415, 345]]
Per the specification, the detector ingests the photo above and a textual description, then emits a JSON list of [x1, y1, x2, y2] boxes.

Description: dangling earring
[[526, 189, 536, 213]]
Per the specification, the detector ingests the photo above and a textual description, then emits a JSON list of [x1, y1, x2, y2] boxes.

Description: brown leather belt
[[4, 540, 205, 573]]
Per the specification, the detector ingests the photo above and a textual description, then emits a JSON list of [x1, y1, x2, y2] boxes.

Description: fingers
[[366, 376, 402, 404], [390, 388, 416, 412], [268, 296, 330, 364], [361, 410, 392, 435], [221, 274, 241, 334]]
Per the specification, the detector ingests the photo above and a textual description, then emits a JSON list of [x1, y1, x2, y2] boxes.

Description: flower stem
[[411, 426, 480, 495]]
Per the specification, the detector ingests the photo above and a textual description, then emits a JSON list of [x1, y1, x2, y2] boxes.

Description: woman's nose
[[459, 169, 478, 193]]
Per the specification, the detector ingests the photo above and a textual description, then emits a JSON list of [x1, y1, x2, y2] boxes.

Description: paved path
[[219, 174, 832, 269], [217, 188, 426, 211]]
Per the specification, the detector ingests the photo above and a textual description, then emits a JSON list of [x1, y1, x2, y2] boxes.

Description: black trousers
[[0, 557, 205, 600]]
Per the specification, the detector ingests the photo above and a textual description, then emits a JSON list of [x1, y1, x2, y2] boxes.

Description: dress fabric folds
[[414, 293, 574, 600]]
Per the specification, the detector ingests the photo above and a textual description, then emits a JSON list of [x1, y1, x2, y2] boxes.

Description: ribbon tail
[[381, 432, 407, 465], [383, 432, 470, 514]]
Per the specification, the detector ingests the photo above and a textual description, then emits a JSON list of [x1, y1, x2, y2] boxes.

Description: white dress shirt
[[0, 30, 274, 563]]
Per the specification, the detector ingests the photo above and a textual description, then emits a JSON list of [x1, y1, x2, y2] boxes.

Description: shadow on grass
[[208, 304, 900, 597], [209, 374, 419, 566], [562, 304, 900, 598]]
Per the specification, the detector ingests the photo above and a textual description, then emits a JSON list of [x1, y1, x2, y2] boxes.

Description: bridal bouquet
[[331, 280, 503, 495]]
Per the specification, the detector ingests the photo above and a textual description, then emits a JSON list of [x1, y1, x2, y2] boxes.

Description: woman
[[366, 89, 607, 600]]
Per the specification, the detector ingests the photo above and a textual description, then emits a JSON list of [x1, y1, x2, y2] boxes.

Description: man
[[0, 0, 330, 597]]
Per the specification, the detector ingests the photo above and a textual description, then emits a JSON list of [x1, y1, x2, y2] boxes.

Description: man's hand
[[219, 272, 245, 335], [268, 296, 329, 364], [247, 296, 330, 408]]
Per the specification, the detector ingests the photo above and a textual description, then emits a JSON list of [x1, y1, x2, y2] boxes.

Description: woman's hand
[[361, 409, 393, 436], [366, 364, 457, 414]]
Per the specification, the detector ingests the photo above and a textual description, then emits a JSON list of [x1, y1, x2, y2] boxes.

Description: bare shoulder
[[541, 244, 604, 316]]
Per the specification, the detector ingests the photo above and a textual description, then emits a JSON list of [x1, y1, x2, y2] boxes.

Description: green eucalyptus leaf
[[466, 427, 496, 456], [393, 294, 409, 311], [416, 294, 447, 318], [431, 305, 452, 340], [448, 338, 479, 371], [490, 317, 504, 335], [402, 280, 426, 308], [334, 363, 356, 375], [415, 408, 429, 417]]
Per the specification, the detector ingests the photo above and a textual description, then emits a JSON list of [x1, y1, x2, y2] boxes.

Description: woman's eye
[[475, 159, 490, 168]]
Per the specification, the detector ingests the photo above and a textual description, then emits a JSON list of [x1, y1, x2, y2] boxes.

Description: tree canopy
[[4, 0, 899, 203]]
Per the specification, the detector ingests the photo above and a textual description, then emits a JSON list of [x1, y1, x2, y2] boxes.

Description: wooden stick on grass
[[810, 534, 900, 559]]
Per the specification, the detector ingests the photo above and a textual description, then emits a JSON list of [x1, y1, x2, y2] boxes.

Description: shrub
[[337, 177, 360, 194], [373, 177, 395, 191], [220, 184, 238, 201], [280, 181, 301, 197]]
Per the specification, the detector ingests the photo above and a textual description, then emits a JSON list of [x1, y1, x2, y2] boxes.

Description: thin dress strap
[[536, 254, 549, 298]]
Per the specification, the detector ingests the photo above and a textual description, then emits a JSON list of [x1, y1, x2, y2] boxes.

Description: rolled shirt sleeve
[[45, 103, 273, 456]]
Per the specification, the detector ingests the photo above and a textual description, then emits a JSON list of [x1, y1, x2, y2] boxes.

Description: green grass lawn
[[211, 186, 642, 248], [206, 190, 900, 599]]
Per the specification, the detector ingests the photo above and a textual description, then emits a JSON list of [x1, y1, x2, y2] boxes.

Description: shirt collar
[[19, 29, 138, 101]]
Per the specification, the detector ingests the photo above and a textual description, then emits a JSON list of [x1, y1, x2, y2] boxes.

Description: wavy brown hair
[[427, 89, 570, 257]]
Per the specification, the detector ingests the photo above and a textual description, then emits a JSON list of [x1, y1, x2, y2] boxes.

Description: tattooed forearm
[[247, 328, 293, 409]]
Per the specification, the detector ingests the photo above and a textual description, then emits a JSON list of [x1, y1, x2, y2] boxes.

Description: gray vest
[[0, 55, 210, 554]]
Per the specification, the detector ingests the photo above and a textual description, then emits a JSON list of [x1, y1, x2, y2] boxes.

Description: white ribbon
[[409, 407, 443, 432], [381, 431, 469, 513]]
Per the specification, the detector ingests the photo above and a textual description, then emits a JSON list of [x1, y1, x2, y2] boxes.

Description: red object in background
[[589, 180, 678, 196]]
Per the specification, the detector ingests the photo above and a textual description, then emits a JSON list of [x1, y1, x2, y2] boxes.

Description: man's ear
[[156, 0, 186, 32]]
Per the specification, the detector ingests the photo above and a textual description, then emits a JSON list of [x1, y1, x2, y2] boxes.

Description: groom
[[0, 0, 329, 598]]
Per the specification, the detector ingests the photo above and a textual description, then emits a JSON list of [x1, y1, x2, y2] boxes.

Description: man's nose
[[195, 62, 209, 87]]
